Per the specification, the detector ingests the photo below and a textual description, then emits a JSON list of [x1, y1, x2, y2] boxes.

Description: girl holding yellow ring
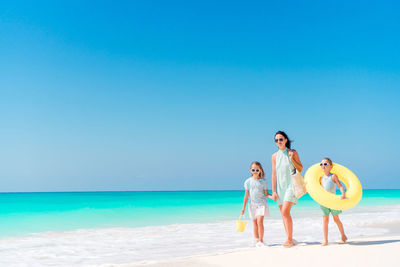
[[319, 158, 348, 246]]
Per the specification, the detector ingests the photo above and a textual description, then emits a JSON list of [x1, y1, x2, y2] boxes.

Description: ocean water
[[0, 190, 399, 266]]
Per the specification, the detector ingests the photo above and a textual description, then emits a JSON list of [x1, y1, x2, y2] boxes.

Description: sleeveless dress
[[275, 148, 297, 206]]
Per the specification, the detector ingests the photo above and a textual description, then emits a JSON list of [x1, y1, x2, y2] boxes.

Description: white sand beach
[[135, 235, 400, 267], [2, 204, 399, 266]]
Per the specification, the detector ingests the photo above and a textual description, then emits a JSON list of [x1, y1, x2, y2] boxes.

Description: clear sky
[[1, 0, 399, 191]]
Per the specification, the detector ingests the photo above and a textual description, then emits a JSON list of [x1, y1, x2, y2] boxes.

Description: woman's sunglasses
[[320, 163, 329, 166], [275, 138, 284, 143], [251, 169, 260, 172]]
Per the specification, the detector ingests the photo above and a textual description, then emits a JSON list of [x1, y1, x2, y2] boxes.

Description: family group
[[241, 131, 347, 247]]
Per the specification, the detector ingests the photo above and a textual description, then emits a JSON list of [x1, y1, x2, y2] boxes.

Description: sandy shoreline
[[132, 235, 400, 267]]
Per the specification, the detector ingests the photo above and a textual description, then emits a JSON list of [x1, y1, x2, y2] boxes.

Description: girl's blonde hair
[[323, 157, 333, 165], [250, 161, 265, 178]]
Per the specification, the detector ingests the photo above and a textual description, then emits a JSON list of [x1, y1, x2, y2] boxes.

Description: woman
[[271, 131, 303, 247]]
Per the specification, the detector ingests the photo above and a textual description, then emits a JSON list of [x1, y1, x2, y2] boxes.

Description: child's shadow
[[268, 241, 320, 247], [347, 239, 400, 246], [296, 241, 321, 246]]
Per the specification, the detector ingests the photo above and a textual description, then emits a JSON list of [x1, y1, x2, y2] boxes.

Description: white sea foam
[[1, 205, 399, 267]]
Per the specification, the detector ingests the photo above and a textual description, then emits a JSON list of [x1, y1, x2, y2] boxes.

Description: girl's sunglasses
[[275, 138, 284, 143], [251, 169, 260, 172], [320, 163, 329, 166]]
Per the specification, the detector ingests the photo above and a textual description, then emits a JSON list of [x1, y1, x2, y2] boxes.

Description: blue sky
[[1, 0, 399, 191]]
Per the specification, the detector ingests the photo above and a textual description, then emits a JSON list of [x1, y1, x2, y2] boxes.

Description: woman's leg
[[281, 201, 294, 246], [252, 219, 259, 240], [332, 215, 347, 243], [322, 216, 329, 246], [257, 216, 264, 242], [278, 205, 288, 236]]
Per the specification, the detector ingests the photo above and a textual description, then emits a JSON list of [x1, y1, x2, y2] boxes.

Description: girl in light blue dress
[[241, 161, 274, 247], [271, 131, 303, 247]]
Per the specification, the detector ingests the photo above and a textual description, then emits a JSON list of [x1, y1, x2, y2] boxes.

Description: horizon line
[[0, 188, 399, 194]]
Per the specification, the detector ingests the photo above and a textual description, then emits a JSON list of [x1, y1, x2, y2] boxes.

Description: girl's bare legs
[[252, 220, 259, 241], [333, 215, 347, 243], [322, 216, 329, 246], [279, 201, 294, 246], [257, 216, 264, 242]]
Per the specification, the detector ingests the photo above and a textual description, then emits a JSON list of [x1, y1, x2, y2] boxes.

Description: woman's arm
[[289, 149, 303, 172], [332, 174, 346, 199], [271, 153, 278, 201], [241, 190, 249, 215]]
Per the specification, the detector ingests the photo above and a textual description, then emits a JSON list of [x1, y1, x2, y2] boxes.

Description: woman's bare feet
[[283, 240, 294, 247], [339, 235, 348, 244], [321, 241, 328, 246]]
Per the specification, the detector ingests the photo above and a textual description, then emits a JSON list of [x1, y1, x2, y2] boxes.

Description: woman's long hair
[[275, 131, 292, 149]]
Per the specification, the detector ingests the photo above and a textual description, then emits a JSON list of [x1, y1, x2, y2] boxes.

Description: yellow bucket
[[236, 215, 247, 232]]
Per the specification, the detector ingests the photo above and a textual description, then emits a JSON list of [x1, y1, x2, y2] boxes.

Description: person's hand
[[272, 192, 278, 201], [341, 194, 346, 200], [241, 209, 245, 215], [289, 150, 296, 160]]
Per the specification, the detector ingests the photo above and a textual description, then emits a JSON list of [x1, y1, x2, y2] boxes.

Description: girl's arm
[[265, 190, 274, 200], [241, 190, 249, 215], [289, 149, 303, 172], [271, 153, 278, 201], [332, 174, 346, 199]]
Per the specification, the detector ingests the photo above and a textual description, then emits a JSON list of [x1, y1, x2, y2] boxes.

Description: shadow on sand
[[268, 241, 321, 247], [347, 239, 400, 246], [268, 240, 400, 247]]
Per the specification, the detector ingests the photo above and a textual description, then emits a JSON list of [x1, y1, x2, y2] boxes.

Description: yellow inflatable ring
[[304, 163, 362, 210]]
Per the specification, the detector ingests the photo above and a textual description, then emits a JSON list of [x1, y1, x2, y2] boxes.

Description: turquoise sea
[[1, 189, 400, 238]]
